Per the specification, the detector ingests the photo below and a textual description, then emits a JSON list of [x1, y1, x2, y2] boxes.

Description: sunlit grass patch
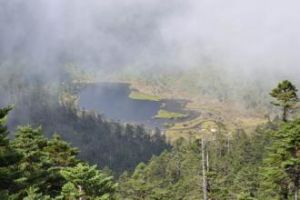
[[154, 109, 187, 119], [129, 91, 161, 101]]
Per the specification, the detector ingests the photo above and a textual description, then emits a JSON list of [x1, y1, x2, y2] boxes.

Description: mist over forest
[[1, 1, 300, 78], [1, 1, 300, 199]]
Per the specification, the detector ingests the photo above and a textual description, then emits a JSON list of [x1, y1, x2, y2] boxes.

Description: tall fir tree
[[261, 119, 300, 200], [11, 126, 50, 197], [0, 106, 22, 198], [270, 80, 299, 121], [43, 133, 79, 197], [59, 163, 117, 200]]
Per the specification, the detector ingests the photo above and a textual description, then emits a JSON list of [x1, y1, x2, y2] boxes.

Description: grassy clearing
[[129, 91, 161, 101], [154, 109, 187, 119], [165, 119, 221, 142]]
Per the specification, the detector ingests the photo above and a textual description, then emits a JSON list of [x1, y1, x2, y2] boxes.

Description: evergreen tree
[[59, 163, 117, 200], [117, 126, 273, 200], [11, 126, 50, 197], [45, 133, 79, 168], [118, 163, 154, 200], [270, 80, 298, 121], [118, 139, 202, 200], [43, 133, 79, 196], [261, 119, 300, 200], [0, 107, 118, 199], [0, 106, 22, 197], [23, 187, 51, 200]]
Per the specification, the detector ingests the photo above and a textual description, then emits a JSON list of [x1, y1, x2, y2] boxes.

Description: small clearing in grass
[[129, 91, 161, 101], [154, 109, 188, 119]]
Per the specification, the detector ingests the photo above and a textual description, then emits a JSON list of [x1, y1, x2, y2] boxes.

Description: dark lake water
[[78, 83, 191, 128]]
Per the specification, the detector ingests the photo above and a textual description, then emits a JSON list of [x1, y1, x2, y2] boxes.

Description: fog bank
[[1, 0, 300, 81]]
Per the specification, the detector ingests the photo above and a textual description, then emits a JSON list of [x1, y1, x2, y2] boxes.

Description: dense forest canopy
[[0, 81, 299, 199]]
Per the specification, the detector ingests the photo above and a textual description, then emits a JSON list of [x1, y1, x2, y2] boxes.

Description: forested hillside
[[1, 83, 300, 199], [0, 69, 169, 173], [0, 107, 117, 199], [115, 80, 300, 199], [117, 124, 272, 199]]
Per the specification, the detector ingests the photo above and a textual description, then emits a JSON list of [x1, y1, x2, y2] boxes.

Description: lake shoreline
[[77, 82, 200, 129]]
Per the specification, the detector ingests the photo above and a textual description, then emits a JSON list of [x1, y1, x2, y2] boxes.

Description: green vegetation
[[0, 107, 116, 199], [3, 103, 299, 199], [116, 80, 300, 200], [0, 106, 22, 199], [154, 109, 187, 119], [261, 119, 300, 199], [270, 80, 299, 121], [117, 118, 300, 199], [60, 163, 117, 199], [129, 91, 161, 101], [117, 128, 270, 199], [1, 73, 300, 199], [0, 74, 170, 174]]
